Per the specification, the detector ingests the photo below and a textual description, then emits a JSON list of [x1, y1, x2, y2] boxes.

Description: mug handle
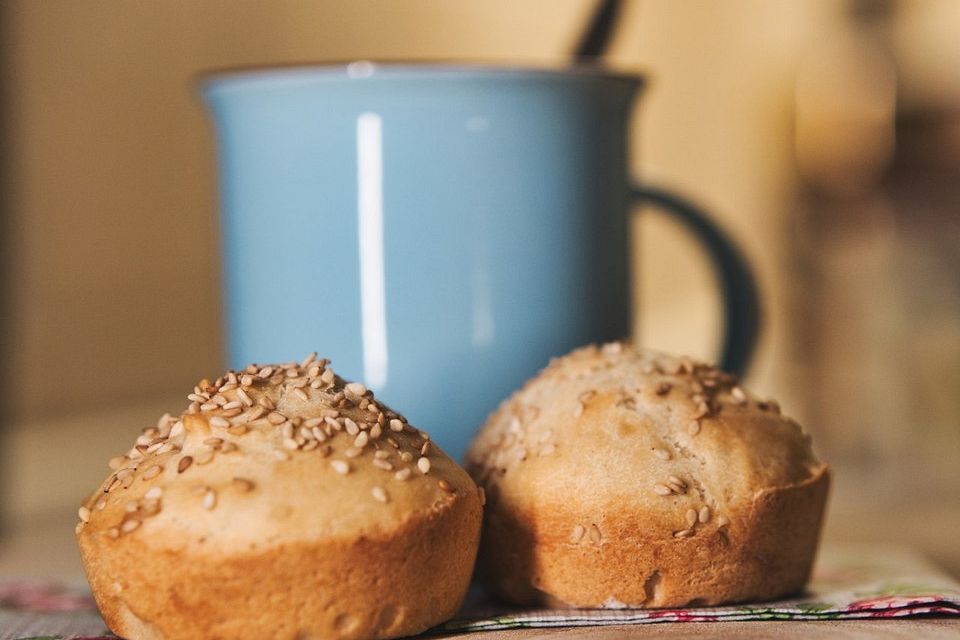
[[630, 184, 761, 377]]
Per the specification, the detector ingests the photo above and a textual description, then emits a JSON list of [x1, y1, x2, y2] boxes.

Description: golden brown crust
[[466, 343, 830, 608], [76, 355, 482, 640]]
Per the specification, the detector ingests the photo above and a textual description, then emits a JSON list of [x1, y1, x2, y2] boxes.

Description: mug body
[[203, 63, 640, 457]]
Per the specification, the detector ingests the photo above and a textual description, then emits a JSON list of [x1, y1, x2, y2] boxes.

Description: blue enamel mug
[[202, 63, 759, 459]]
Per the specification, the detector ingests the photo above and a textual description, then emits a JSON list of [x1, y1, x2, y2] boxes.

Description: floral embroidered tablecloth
[[2, 545, 958, 640]]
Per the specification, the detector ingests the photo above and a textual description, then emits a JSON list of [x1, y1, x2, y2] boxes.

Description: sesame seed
[[417, 457, 431, 474], [668, 475, 686, 488], [394, 468, 412, 481], [293, 388, 309, 402], [204, 437, 224, 448], [178, 456, 193, 473], [687, 420, 701, 436], [236, 388, 253, 407], [267, 412, 287, 425], [200, 402, 218, 411], [369, 423, 382, 439], [221, 442, 238, 454], [282, 438, 299, 450], [95, 497, 107, 511], [258, 366, 274, 379], [273, 450, 291, 461], [121, 519, 141, 533], [301, 352, 317, 368], [716, 515, 730, 528], [570, 524, 585, 543], [108, 456, 126, 471], [188, 393, 207, 403], [653, 484, 672, 496], [240, 374, 255, 387], [195, 450, 215, 465], [227, 424, 248, 436], [258, 396, 275, 410], [345, 382, 367, 398], [202, 489, 217, 510], [420, 441, 431, 456], [686, 508, 698, 528], [330, 460, 350, 475], [731, 386, 747, 403], [232, 477, 255, 492], [653, 448, 671, 461], [354, 431, 369, 448], [345, 447, 362, 458], [371, 486, 389, 503], [389, 418, 404, 432], [222, 400, 242, 410], [438, 479, 454, 493], [699, 506, 712, 523], [145, 487, 163, 500], [170, 421, 184, 437], [124, 500, 139, 513], [142, 465, 163, 481], [344, 418, 360, 435], [374, 450, 390, 459], [372, 458, 393, 471], [78, 506, 91, 523], [209, 416, 230, 429], [589, 524, 602, 543], [320, 369, 335, 384], [400, 451, 413, 463], [673, 529, 693, 538]]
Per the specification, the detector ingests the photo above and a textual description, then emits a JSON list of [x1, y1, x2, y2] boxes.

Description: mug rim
[[199, 59, 646, 96]]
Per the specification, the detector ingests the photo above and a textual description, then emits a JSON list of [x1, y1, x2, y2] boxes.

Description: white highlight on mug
[[356, 112, 388, 389]]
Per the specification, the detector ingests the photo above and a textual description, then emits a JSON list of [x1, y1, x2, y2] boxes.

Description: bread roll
[[466, 343, 829, 608], [77, 354, 483, 640]]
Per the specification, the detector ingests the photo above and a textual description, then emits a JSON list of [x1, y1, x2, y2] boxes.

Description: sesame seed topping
[[293, 388, 309, 402], [438, 479, 455, 493], [716, 515, 730, 528], [699, 506, 712, 523], [570, 524, 585, 543], [589, 524, 602, 543], [371, 486, 389, 503], [400, 451, 413, 463], [372, 458, 393, 471], [273, 450, 291, 461], [330, 460, 350, 475], [685, 508, 698, 528], [345, 447, 362, 458], [354, 431, 369, 448], [417, 457, 431, 474], [653, 448, 671, 461], [195, 450, 215, 465], [653, 484, 672, 496], [282, 437, 299, 450], [687, 420, 701, 436], [420, 441, 431, 456], [78, 506, 91, 523], [142, 465, 163, 481], [344, 418, 360, 435], [121, 519, 141, 533], [389, 418, 404, 432], [232, 477, 255, 492], [96, 497, 107, 511], [267, 412, 287, 425], [345, 382, 367, 398], [394, 468, 412, 481], [209, 416, 230, 429], [731, 386, 747, 403], [202, 489, 217, 510], [178, 456, 193, 473], [144, 487, 163, 500]]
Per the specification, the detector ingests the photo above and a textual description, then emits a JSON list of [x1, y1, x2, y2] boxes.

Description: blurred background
[[1, 0, 957, 576]]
